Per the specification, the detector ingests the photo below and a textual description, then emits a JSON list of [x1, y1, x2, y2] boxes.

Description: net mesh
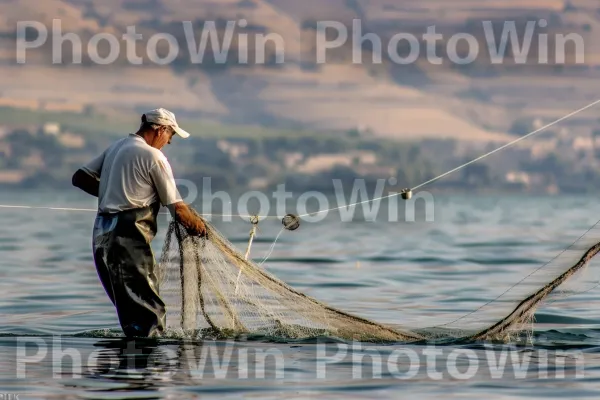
[[464, 223, 600, 341], [157, 215, 600, 342], [417, 222, 600, 342], [157, 217, 423, 342]]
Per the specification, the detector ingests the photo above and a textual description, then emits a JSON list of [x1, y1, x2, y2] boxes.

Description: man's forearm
[[168, 202, 207, 236], [72, 169, 100, 197]]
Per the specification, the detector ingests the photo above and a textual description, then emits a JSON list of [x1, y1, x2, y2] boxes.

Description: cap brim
[[173, 126, 190, 139]]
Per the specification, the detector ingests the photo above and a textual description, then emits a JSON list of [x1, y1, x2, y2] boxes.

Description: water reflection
[[83, 338, 287, 387]]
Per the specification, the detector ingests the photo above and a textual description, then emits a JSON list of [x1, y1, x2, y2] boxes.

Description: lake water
[[1, 192, 600, 399]]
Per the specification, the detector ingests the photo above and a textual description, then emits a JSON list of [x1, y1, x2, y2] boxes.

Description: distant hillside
[[0, 0, 598, 142]]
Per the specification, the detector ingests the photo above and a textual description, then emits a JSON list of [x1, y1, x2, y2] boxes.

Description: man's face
[[151, 126, 176, 150]]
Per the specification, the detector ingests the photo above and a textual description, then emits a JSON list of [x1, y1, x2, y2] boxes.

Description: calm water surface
[[1, 192, 600, 399]]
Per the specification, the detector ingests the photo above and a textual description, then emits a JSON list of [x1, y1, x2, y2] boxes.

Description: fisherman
[[72, 108, 207, 337]]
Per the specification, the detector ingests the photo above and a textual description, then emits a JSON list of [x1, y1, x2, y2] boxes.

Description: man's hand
[[72, 169, 100, 197], [187, 217, 207, 237], [169, 202, 207, 237]]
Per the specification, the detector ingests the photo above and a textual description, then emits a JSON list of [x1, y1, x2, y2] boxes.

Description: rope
[[259, 228, 285, 267], [0, 204, 275, 220], [235, 216, 259, 294], [299, 98, 600, 218], [0, 205, 97, 212], [411, 98, 600, 192], [244, 220, 259, 260], [0, 99, 598, 223], [424, 218, 600, 330]]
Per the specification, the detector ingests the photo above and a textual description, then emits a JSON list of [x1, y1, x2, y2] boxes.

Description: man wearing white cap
[[72, 108, 206, 337]]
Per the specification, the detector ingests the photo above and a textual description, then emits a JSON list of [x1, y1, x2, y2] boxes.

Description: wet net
[[157, 216, 423, 342], [157, 214, 600, 343], [452, 222, 600, 342]]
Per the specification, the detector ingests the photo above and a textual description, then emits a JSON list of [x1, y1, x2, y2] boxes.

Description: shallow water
[[1, 192, 600, 399]]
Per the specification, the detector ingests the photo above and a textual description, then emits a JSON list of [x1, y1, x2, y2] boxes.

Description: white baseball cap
[[143, 108, 191, 139]]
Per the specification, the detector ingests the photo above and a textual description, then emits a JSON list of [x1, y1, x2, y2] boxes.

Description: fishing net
[[157, 212, 600, 343], [156, 215, 423, 342], [458, 222, 600, 342]]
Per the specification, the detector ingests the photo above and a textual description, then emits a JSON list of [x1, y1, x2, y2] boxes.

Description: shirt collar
[[129, 133, 146, 142]]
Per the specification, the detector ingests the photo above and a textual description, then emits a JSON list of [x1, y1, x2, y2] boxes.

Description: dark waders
[[92, 203, 166, 337]]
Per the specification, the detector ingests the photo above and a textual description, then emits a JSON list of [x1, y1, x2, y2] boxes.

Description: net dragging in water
[[157, 216, 423, 342], [157, 215, 600, 343]]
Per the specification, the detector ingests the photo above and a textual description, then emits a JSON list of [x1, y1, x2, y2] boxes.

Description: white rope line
[[235, 222, 259, 294], [411, 98, 600, 192], [299, 99, 600, 218], [0, 205, 97, 212], [0, 204, 274, 220], [1, 99, 599, 221], [259, 228, 285, 266], [421, 218, 600, 330]]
